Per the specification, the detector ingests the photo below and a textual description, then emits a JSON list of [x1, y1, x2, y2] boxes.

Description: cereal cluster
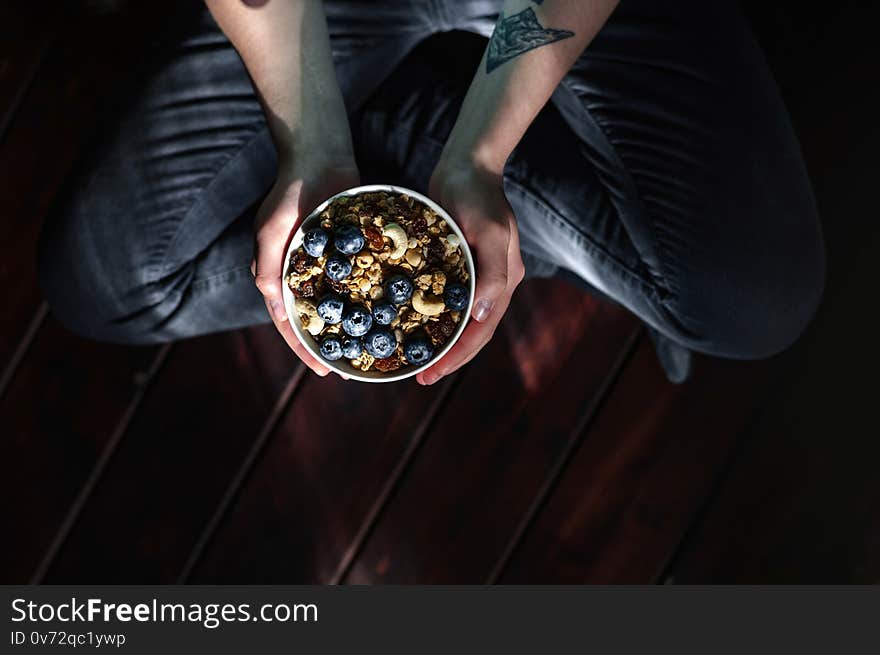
[[285, 191, 471, 373]]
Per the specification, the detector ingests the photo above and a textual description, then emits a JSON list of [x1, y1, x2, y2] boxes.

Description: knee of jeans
[[661, 241, 826, 360], [38, 209, 175, 345]]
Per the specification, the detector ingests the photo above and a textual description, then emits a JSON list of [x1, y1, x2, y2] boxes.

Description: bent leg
[[507, 0, 826, 359], [39, 2, 434, 344], [38, 6, 273, 343]]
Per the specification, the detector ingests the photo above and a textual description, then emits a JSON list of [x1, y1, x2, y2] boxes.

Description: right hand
[[251, 157, 360, 376]]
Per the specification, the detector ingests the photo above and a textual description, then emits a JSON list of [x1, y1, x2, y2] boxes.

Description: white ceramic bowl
[[282, 184, 476, 383]]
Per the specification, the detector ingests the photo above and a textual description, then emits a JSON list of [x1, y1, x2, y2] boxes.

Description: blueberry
[[444, 281, 469, 312], [363, 327, 398, 359], [303, 227, 330, 257], [316, 294, 345, 324], [341, 336, 363, 359], [385, 273, 414, 305], [334, 224, 366, 255], [372, 301, 398, 326], [319, 335, 343, 361], [403, 333, 434, 366], [325, 252, 352, 281], [342, 303, 373, 337]]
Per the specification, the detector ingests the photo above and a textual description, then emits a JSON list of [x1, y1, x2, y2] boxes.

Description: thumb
[[471, 221, 511, 323], [253, 221, 291, 323]]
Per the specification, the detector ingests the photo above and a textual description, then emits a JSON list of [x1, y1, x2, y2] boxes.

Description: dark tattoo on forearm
[[485, 7, 574, 74]]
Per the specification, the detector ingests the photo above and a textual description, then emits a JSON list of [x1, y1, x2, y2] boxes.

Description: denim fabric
[[39, 0, 825, 359]]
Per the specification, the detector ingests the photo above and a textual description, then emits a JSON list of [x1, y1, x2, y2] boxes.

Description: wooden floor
[[2, 1, 878, 584]]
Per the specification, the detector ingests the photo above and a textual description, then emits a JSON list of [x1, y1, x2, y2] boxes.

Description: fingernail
[[270, 299, 288, 322], [473, 299, 494, 322], [423, 370, 441, 385]]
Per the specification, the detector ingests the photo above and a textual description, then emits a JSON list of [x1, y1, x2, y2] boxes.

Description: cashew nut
[[445, 233, 460, 248], [382, 222, 409, 259], [295, 298, 325, 335], [411, 289, 445, 316], [405, 248, 422, 267]]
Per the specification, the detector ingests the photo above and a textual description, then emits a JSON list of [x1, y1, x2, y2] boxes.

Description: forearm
[[204, 0, 352, 163], [440, 0, 618, 174]]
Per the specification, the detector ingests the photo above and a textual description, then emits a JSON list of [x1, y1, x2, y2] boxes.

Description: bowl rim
[[282, 183, 476, 383]]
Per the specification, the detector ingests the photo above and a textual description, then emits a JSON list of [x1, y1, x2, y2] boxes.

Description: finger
[[416, 287, 513, 385], [417, 220, 523, 385], [266, 297, 330, 376]]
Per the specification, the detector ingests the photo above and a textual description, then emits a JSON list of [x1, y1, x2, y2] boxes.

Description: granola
[[285, 191, 471, 374]]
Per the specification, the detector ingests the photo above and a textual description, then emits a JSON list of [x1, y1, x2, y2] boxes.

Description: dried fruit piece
[[426, 239, 445, 265], [326, 278, 348, 295], [437, 312, 455, 338], [425, 321, 447, 346], [373, 355, 404, 372], [411, 216, 428, 236], [364, 225, 385, 251], [292, 249, 314, 274], [292, 279, 316, 299]]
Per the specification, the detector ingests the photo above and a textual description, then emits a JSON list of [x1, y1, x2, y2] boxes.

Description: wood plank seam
[[0, 16, 57, 145], [656, 409, 767, 585], [29, 342, 173, 584], [0, 302, 48, 405], [332, 373, 463, 585], [485, 325, 645, 584], [177, 363, 308, 584]]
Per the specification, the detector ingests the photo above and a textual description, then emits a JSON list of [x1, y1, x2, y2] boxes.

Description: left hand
[[417, 161, 525, 385], [251, 156, 360, 377]]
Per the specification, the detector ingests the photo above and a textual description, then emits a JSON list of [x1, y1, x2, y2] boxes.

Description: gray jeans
[[39, 0, 825, 359]]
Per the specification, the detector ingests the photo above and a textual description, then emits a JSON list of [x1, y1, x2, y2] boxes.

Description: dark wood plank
[[42, 325, 298, 583], [666, 293, 880, 583], [0, 318, 160, 582], [342, 278, 639, 584], [0, 38, 95, 369], [190, 365, 451, 584], [0, 1, 57, 139], [661, 2, 880, 584], [496, 339, 770, 584]]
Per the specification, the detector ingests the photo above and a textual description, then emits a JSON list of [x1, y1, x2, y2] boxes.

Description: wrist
[[269, 93, 354, 164], [275, 130, 356, 178], [437, 141, 508, 180], [276, 133, 354, 167], [434, 142, 508, 186]]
